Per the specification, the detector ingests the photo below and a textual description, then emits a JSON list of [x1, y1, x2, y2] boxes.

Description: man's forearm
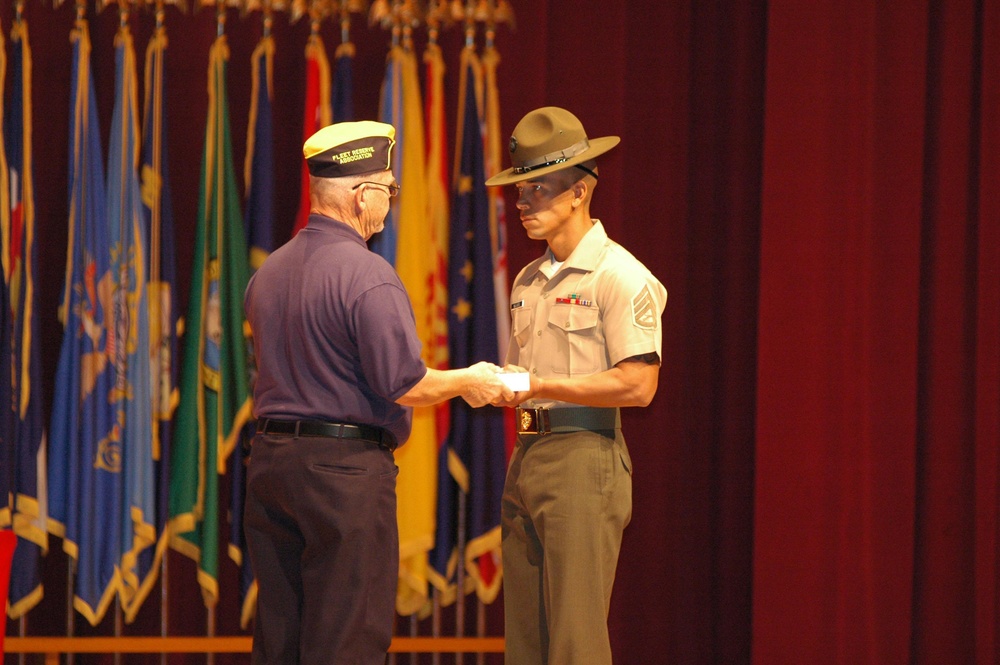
[[396, 367, 469, 407], [396, 363, 514, 408], [512, 356, 660, 408]]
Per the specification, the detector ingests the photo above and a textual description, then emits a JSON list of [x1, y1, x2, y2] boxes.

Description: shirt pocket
[[548, 303, 601, 375], [512, 305, 534, 349]]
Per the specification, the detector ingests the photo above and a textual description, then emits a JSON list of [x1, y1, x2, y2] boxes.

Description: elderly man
[[244, 120, 513, 665], [489, 107, 668, 665]]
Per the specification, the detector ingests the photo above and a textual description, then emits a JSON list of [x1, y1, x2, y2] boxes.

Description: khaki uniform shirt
[[505, 220, 667, 408]]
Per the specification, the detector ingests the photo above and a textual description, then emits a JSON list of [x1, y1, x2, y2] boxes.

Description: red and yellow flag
[[291, 32, 331, 236]]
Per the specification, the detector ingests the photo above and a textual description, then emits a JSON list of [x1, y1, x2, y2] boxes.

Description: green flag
[[168, 34, 252, 607]]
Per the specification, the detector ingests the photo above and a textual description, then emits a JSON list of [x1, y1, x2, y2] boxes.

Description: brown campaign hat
[[485, 107, 620, 187], [304, 120, 395, 178]]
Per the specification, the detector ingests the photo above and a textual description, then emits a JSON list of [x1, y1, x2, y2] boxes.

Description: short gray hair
[[309, 173, 369, 208]]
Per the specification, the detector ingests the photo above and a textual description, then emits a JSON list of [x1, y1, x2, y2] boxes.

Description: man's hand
[[489, 364, 541, 408], [460, 361, 515, 407]]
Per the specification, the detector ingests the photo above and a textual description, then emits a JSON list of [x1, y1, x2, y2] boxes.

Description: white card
[[498, 372, 530, 391]]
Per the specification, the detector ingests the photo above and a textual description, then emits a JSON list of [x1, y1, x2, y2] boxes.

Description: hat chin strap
[[512, 138, 591, 174]]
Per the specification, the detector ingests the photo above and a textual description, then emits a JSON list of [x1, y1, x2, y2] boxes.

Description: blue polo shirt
[[245, 213, 427, 446]]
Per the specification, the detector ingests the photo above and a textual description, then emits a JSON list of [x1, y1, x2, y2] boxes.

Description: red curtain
[[8, 1, 998, 664], [754, 2, 999, 664]]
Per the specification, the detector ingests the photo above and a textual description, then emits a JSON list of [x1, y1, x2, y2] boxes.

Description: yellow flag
[[391, 44, 435, 616]]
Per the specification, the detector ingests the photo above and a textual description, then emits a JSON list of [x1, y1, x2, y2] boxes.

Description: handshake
[[397, 362, 535, 409], [455, 361, 534, 408]]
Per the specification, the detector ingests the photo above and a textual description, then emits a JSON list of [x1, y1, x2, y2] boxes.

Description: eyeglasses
[[352, 181, 401, 198]]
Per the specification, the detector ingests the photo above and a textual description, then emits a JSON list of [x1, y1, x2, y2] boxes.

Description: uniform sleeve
[[352, 282, 428, 401], [599, 265, 667, 367]]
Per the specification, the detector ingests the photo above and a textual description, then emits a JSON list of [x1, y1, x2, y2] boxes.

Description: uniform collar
[[527, 220, 608, 281], [550, 220, 607, 272]]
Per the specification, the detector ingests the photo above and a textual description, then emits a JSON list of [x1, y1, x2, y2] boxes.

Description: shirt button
[[531, 368, 537, 375], [536, 330, 542, 336], [542, 292, 550, 299]]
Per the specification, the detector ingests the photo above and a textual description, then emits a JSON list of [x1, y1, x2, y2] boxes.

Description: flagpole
[[161, 551, 169, 665], [423, 5, 452, 660], [207, 6, 227, 662], [456, 488, 467, 665], [144, 5, 171, 663], [65, 4, 87, 662], [66, 564, 75, 665], [476, 16, 499, 661], [456, 6, 477, 663], [156, 7, 169, 659], [114, 598, 123, 665]]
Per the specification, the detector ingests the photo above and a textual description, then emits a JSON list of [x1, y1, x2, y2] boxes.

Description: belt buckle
[[517, 407, 550, 436]]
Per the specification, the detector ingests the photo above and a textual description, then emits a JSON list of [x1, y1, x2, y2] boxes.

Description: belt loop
[[294, 420, 301, 437]]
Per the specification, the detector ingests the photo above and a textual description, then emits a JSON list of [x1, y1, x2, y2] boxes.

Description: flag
[[480, 40, 513, 591], [368, 46, 403, 264], [423, 41, 451, 453], [291, 32, 331, 236], [168, 34, 253, 609], [242, 33, 276, 268], [231, 30, 278, 628], [0, 20, 17, 617], [483, 44, 511, 368], [47, 18, 120, 625], [0, 219, 12, 624], [0, 20, 10, 280], [423, 37, 454, 598], [332, 40, 354, 122], [3, 16, 47, 620], [430, 49, 507, 604], [105, 23, 158, 621], [390, 44, 435, 616], [127, 18, 180, 623]]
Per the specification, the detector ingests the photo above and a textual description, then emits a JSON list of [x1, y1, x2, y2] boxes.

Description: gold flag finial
[[480, 0, 514, 47], [425, 0, 452, 43], [370, 0, 422, 44], [367, 0, 390, 27]]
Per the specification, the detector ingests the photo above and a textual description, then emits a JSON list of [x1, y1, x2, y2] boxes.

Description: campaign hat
[[304, 120, 395, 178], [485, 107, 619, 186]]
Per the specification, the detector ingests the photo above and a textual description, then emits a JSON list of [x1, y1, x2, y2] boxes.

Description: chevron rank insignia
[[631, 285, 657, 330]]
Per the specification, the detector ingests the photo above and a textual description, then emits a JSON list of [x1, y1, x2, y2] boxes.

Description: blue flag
[[332, 43, 354, 122], [106, 25, 156, 620], [430, 52, 507, 602], [127, 20, 179, 624], [369, 46, 403, 264], [242, 35, 276, 267], [48, 19, 120, 626], [3, 16, 47, 620]]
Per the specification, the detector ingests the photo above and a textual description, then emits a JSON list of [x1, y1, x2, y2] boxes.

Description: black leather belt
[[256, 418, 397, 451], [514, 407, 620, 436]]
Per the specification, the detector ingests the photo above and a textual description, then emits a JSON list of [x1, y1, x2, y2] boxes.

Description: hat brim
[[484, 135, 620, 187]]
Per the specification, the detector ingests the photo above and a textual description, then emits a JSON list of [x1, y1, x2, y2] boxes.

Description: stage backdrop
[[4, 1, 998, 664]]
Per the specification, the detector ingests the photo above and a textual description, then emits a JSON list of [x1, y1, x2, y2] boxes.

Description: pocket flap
[[550, 303, 599, 332]]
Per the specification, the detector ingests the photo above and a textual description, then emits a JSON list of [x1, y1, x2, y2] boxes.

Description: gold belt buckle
[[517, 407, 550, 436]]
